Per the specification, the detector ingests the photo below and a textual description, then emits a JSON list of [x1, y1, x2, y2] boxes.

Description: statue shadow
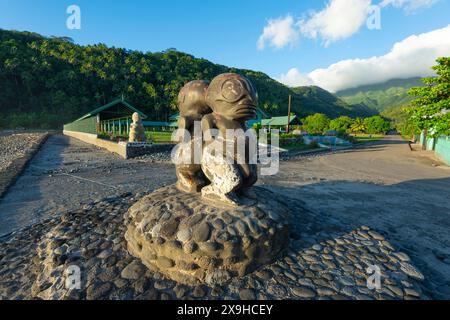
[[260, 176, 450, 299]]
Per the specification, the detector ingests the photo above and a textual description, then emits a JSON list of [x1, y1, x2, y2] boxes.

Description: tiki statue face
[[205, 73, 258, 121]]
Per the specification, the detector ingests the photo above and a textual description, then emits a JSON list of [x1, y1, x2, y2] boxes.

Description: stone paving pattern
[[125, 186, 290, 285], [0, 190, 427, 300]]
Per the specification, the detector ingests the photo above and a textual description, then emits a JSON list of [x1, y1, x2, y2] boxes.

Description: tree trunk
[[422, 128, 428, 150]]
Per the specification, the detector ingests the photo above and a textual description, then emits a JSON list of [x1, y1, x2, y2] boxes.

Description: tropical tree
[[407, 57, 450, 142], [350, 117, 366, 134], [328, 116, 353, 134], [301, 113, 330, 135], [363, 116, 390, 134]]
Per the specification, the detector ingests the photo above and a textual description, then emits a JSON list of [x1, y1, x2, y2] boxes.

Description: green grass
[[351, 134, 384, 144], [145, 131, 174, 143]]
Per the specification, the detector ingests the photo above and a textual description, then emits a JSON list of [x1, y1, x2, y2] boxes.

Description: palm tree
[[350, 117, 366, 134]]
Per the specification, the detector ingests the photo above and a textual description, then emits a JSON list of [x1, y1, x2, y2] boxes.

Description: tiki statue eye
[[221, 79, 244, 102]]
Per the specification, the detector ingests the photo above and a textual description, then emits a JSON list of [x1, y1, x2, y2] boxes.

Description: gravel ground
[[0, 132, 47, 173]]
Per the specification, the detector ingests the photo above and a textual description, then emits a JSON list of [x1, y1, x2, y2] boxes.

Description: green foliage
[[252, 122, 262, 131], [328, 116, 353, 134], [406, 57, 450, 137], [0, 29, 375, 129], [301, 113, 330, 135], [381, 104, 418, 137], [363, 116, 391, 134], [145, 131, 173, 143], [337, 77, 422, 111], [349, 117, 366, 134]]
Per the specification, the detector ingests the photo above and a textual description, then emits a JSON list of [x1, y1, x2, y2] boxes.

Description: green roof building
[[261, 115, 300, 128], [63, 98, 147, 135]]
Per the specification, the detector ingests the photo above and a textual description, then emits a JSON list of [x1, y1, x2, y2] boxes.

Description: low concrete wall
[[63, 130, 128, 158], [63, 130, 174, 159], [435, 136, 450, 165]]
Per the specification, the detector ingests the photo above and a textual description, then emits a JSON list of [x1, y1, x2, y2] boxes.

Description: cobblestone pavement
[[0, 191, 427, 300]]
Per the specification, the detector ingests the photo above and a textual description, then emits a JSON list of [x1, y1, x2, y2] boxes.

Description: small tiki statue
[[174, 80, 212, 193], [201, 73, 258, 206], [129, 112, 146, 143]]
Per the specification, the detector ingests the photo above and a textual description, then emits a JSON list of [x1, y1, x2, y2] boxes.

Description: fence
[[419, 131, 450, 165], [434, 136, 450, 165]]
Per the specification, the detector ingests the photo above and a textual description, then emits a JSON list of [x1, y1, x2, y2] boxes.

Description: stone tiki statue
[[201, 73, 259, 206], [128, 112, 146, 143], [124, 73, 290, 285], [174, 80, 212, 193]]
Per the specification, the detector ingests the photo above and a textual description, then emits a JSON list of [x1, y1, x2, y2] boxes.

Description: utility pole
[[286, 94, 292, 133]]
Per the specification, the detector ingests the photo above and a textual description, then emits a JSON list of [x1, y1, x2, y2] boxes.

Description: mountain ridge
[[336, 77, 423, 112]]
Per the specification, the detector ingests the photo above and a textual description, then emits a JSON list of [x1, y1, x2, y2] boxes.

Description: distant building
[[260, 115, 300, 131], [63, 98, 176, 134], [63, 98, 148, 135]]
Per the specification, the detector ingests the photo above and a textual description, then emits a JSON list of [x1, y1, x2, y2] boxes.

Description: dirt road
[[260, 136, 450, 298]]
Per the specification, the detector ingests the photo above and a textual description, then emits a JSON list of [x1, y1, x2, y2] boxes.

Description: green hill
[[292, 85, 377, 118], [0, 29, 374, 129], [336, 78, 423, 112]]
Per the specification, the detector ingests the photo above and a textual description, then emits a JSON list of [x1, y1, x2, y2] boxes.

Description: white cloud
[[278, 25, 450, 92], [257, 0, 441, 49], [257, 15, 298, 50], [380, 0, 440, 12], [299, 0, 372, 46]]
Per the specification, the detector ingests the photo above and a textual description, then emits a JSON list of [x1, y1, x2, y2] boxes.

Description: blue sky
[[1, 0, 449, 91]]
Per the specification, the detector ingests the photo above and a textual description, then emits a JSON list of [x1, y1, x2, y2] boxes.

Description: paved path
[[0, 134, 174, 236], [260, 135, 450, 298]]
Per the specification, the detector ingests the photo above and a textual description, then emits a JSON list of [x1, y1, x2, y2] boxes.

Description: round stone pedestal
[[124, 185, 290, 285]]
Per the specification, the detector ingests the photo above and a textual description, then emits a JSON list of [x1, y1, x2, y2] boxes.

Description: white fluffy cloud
[[257, 15, 298, 50], [380, 0, 440, 12], [299, 0, 372, 46], [278, 25, 450, 92], [257, 0, 441, 49]]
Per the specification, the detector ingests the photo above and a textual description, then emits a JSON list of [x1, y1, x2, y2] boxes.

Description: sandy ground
[[0, 134, 449, 297], [260, 136, 450, 297]]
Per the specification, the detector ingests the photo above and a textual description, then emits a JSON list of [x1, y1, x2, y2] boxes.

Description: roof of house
[[261, 115, 298, 126], [261, 118, 272, 126], [75, 98, 147, 122]]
